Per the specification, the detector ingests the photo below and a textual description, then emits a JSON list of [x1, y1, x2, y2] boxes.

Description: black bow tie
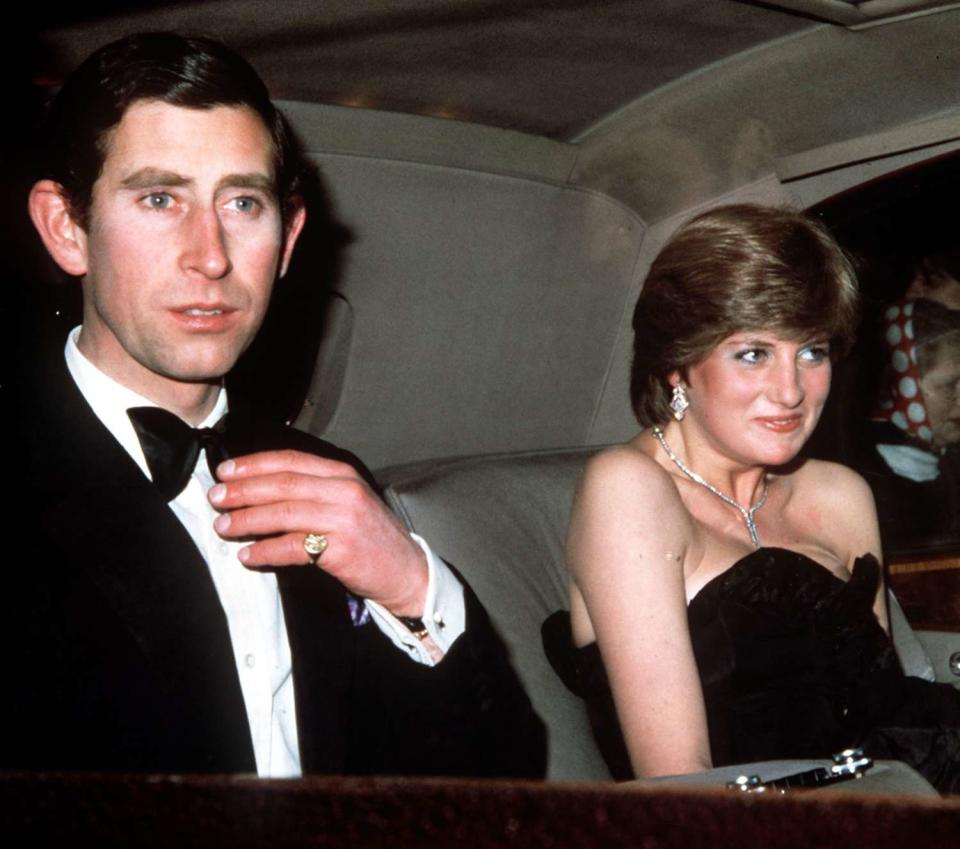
[[127, 406, 231, 502]]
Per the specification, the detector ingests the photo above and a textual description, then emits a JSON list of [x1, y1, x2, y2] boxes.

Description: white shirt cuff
[[363, 533, 466, 666]]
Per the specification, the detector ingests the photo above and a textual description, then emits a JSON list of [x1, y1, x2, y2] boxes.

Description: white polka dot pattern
[[876, 298, 932, 444]]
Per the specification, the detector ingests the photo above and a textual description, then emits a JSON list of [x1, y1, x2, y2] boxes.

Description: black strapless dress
[[543, 548, 960, 790]]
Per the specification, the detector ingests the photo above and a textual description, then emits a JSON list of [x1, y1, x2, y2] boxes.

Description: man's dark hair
[[41, 32, 306, 228]]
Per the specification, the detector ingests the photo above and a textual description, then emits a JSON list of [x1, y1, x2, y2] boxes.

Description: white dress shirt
[[64, 327, 465, 777]]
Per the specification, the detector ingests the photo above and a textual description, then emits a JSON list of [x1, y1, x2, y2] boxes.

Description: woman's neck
[[652, 421, 768, 508]]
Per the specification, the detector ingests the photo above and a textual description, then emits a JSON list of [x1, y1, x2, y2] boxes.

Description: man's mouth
[[183, 308, 225, 316]]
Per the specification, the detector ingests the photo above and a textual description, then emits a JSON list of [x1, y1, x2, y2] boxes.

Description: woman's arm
[[567, 445, 712, 777]]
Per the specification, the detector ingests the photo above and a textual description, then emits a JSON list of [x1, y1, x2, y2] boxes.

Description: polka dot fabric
[[876, 299, 934, 444]]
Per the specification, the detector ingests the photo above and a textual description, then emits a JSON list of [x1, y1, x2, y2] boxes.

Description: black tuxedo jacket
[[3, 353, 544, 777]]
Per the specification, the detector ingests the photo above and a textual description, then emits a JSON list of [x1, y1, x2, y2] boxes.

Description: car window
[[810, 154, 960, 631]]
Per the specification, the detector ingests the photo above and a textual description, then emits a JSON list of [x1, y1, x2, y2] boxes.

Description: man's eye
[[142, 192, 173, 210], [227, 196, 260, 213]]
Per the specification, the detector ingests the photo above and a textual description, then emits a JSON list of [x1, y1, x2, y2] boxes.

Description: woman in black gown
[[545, 204, 960, 790]]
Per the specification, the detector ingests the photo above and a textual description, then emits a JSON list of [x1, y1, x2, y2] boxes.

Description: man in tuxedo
[[6, 32, 543, 777]]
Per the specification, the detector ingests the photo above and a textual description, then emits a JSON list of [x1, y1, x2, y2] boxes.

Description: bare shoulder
[[791, 458, 875, 509], [788, 458, 881, 561], [578, 441, 684, 505], [569, 439, 694, 582]]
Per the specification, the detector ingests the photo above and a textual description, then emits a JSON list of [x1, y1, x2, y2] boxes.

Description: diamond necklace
[[652, 426, 768, 548]]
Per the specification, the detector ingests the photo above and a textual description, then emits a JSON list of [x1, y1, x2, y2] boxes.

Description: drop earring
[[670, 384, 689, 421]]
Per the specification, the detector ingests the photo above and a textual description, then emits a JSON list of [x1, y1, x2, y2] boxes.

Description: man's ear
[[278, 201, 306, 278], [28, 180, 89, 277]]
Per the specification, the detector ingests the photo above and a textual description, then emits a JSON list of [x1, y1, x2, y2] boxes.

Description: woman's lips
[[756, 415, 802, 433]]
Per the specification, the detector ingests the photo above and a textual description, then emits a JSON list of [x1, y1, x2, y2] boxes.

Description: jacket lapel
[[33, 362, 256, 771], [277, 541, 356, 773]]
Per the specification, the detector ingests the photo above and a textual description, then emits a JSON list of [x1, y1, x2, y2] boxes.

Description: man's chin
[[153, 357, 237, 388], [160, 365, 233, 385], [155, 344, 249, 385]]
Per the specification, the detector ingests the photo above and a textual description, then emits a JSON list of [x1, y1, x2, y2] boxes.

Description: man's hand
[[208, 450, 428, 617]]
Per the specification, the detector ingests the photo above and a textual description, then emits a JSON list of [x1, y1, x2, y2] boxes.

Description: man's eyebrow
[[119, 168, 191, 189], [117, 170, 276, 200], [216, 173, 277, 199]]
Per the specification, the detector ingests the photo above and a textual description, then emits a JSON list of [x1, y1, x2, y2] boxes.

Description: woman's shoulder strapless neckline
[[688, 546, 880, 615]]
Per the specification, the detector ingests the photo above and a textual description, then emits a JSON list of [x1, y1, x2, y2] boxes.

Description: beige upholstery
[[285, 118, 646, 470], [381, 448, 606, 779], [379, 447, 937, 785]]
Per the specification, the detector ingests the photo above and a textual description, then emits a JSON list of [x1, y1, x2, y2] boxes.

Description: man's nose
[[181, 206, 231, 279]]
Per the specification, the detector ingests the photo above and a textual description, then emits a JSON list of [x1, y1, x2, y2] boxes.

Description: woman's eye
[[799, 345, 830, 363], [736, 349, 766, 364], [142, 192, 173, 210]]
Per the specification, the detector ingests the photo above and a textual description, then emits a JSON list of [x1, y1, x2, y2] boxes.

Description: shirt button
[[433, 612, 445, 629], [219, 542, 230, 556], [245, 653, 256, 668]]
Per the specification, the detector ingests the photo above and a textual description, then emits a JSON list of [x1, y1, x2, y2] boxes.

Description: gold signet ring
[[303, 533, 329, 565]]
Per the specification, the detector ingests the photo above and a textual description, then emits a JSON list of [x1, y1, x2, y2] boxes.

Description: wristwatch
[[397, 616, 430, 640]]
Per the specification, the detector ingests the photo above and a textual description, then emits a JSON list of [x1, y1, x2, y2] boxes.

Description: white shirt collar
[[875, 442, 941, 483], [64, 326, 228, 482]]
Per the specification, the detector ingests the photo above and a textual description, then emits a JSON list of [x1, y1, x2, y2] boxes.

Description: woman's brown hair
[[630, 204, 859, 426]]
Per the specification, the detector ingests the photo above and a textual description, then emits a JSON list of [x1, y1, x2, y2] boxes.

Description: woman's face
[[680, 331, 832, 467], [919, 338, 960, 448]]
